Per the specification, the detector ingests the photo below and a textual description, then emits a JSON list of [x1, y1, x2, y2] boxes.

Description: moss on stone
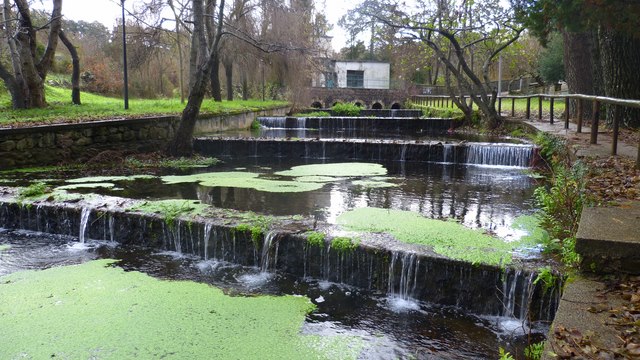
[[128, 199, 210, 228], [330, 236, 359, 254], [337, 207, 515, 266], [306, 231, 326, 247], [0, 260, 362, 359]]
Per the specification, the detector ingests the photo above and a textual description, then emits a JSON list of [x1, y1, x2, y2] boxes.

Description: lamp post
[[122, 0, 129, 110]]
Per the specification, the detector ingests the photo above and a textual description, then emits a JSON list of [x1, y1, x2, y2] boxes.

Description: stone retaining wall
[[0, 107, 287, 168]]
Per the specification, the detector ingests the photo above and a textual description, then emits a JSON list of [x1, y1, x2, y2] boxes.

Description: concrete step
[[576, 201, 640, 274]]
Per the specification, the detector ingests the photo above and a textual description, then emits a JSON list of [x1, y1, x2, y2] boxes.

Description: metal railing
[[411, 94, 640, 167]]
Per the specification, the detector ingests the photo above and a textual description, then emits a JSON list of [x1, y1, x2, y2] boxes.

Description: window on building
[[346, 70, 364, 88]]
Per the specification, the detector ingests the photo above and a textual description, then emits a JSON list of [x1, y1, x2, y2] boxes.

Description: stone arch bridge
[[306, 87, 411, 110]]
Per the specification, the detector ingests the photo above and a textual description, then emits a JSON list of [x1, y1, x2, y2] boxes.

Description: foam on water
[[386, 296, 421, 313], [236, 271, 273, 288]]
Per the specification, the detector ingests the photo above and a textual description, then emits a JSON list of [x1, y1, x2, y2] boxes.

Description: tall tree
[[0, 0, 63, 109], [168, 0, 225, 156], [512, 0, 640, 126]]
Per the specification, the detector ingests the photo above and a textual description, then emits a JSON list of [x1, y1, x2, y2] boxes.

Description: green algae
[[275, 163, 387, 177], [0, 244, 10, 252], [0, 260, 362, 359], [66, 175, 156, 184], [510, 214, 550, 246], [161, 171, 325, 193], [128, 199, 210, 227], [337, 207, 515, 266], [17, 181, 50, 200]]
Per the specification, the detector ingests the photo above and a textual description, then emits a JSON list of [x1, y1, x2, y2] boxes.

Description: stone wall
[[0, 107, 287, 169]]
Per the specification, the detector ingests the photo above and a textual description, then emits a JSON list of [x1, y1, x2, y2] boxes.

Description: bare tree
[[365, 0, 523, 128], [0, 0, 63, 109], [168, 0, 225, 156]]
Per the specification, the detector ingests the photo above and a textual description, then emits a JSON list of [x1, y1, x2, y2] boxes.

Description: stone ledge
[[576, 201, 640, 274]]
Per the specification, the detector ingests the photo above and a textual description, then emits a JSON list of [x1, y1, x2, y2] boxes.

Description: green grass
[[0, 85, 288, 125], [410, 97, 566, 117]]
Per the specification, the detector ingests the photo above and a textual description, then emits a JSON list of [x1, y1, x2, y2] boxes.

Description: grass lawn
[[412, 96, 566, 117], [0, 85, 288, 126]]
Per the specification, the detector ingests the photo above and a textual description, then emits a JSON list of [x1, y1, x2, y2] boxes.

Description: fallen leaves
[[586, 157, 640, 203]]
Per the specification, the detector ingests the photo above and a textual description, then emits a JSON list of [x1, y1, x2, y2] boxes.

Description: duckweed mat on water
[[337, 207, 516, 266], [0, 260, 362, 359], [275, 162, 387, 177]]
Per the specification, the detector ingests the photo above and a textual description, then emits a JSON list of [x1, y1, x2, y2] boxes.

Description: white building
[[313, 60, 390, 89]]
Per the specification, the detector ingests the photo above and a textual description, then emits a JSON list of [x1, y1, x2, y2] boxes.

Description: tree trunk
[[599, 28, 640, 127], [210, 54, 222, 101], [225, 60, 233, 101], [59, 30, 81, 105], [563, 31, 595, 119], [168, 68, 210, 156]]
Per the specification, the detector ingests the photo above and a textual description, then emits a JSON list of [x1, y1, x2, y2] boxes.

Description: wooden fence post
[[612, 105, 621, 155], [564, 97, 570, 129], [511, 98, 515, 117], [577, 98, 583, 133], [538, 96, 543, 120], [550, 97, 555, 124], [498, 97, 502, 115], [526, 97, 531, 119], [591, 100, 600, 144]]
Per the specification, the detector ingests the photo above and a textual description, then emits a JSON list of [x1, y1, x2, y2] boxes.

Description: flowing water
[[0, 228, 546, 359]]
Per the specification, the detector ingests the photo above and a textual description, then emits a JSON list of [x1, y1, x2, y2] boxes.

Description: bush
[[331, 103, 361, 116]]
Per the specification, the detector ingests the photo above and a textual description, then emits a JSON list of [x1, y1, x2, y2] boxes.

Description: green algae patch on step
[[337, 207, 514, 266], [161, 171, 325, 193], [66, 175, 156, 184], [0, 260, 362, 359], [275, 162, 387, 177], [510, 214, 550, 246]]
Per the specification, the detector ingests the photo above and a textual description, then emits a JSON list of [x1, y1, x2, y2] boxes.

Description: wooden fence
[[411, 94, 640, 167]]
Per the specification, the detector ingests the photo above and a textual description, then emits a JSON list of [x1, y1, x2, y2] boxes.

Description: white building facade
[[313, 60, 390, 90]]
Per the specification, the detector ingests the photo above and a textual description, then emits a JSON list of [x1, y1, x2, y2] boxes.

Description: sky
[[38, 0, 355, 52]]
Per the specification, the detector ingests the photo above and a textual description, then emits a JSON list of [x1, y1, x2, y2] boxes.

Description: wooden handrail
[[411, 93, 640, 168]]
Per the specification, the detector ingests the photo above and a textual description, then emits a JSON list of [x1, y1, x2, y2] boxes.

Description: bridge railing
[[411, 94, 640, 167]]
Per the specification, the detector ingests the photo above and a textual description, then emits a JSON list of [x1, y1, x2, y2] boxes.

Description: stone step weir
[[195, 138, 539, 168], [0, 200, 560, 321], [257, 116, 452, 135]]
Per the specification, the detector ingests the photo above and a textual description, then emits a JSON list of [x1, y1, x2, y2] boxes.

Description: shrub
[[331, 103, 361, 116]]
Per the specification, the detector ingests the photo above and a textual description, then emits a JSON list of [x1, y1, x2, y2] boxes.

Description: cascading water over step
[[195, 138, 538, 168], [0, 200, 561, 322]]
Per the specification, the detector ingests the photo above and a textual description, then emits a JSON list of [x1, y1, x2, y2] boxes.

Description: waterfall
[[443, 144, 454, 163], [388, 252, 419, 300], [465, 144, 534, 168], [400, 143, 408, 162], [108, 215, 115, 242], [260, 231, 278, 272], [78, 207, 90, 243], [257, 117, 286, 128], [501, 268, 536, 319], [203, 223, 213, 260]]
